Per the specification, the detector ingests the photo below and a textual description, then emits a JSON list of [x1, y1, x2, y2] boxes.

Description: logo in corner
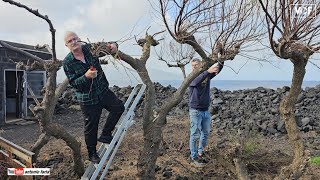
[[14, 168, 24, 176], [290, 4, 317, 19]]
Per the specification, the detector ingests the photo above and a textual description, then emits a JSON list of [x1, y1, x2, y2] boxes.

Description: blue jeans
[[189, 109, 211, 159]]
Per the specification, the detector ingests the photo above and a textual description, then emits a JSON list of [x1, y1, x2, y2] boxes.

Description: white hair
[[192, 58, 201, 63], [64, 31, 78, 42]]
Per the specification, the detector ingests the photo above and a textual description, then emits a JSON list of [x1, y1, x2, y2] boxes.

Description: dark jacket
[[188, 63, 223, 111], [63, 44, 109, 105]]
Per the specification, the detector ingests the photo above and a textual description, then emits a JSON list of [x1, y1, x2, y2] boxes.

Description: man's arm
[[209, 62, 224, 79], [189, 71, 210, 87], [63, 62, 90, 89]]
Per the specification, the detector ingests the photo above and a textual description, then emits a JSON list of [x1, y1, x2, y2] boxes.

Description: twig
[[309, 60, 320, 70]]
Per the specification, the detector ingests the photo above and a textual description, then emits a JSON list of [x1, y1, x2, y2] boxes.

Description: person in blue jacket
[[188, 58, 223, 166]]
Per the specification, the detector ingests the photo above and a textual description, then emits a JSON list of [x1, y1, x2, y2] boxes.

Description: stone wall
[[58, 82, 320, 136]]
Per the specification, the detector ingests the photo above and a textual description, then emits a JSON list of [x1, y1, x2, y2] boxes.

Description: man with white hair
[[63, 31, 124, 163]]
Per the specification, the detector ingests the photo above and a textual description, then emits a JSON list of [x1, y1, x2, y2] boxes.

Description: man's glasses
[[66, 37, 79, 45]]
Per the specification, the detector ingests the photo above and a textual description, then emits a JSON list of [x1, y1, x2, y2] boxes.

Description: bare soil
[[1, 109, 320, 180]]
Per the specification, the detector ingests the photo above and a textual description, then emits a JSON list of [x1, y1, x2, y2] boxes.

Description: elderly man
[[63, 31, 124, 163], [188, 59, 223, 166]]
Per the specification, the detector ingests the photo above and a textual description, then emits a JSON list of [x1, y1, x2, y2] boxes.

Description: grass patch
[[310, 156, 320, 166], [243, 142, 258, 155]]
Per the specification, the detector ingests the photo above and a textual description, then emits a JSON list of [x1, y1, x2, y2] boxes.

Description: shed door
[[23, 71, 46, 119], [4, 69, 24, 122]]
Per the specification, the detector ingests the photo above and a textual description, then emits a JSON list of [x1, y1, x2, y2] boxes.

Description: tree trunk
[[138, 116, 165, 179], [136, 66, 159, 179], [277, 59, 308, 180], [0, 1, 85, 175], [32, 66, 84, 176], [136, 64, 207, 179]]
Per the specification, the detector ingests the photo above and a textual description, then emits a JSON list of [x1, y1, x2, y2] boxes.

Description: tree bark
[[136, 69, 206, 179], [277, 59, 308, 180], [136, 65, 158, 179], [135, 61, 206, 179], [31, 133, 50, 158], [138, 118, 164, 179], [46, 123, 84, 176]]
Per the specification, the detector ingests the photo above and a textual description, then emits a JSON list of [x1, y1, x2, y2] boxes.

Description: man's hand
[[85, 68, 98, 79], [107, 42, 118, 54], [207, 63, 220, 74]]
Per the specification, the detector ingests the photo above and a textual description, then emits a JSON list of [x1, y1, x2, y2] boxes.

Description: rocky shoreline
[[57, 82, 320, 136]]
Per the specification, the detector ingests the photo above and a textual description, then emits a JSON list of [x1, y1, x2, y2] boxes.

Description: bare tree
[[90, 0, 260, 179], [1, 0, 117, 177], [258, 0, 320, 179], [0, 0, 85, 176], [156, 38, 196, 79], [157, 0, 262, 179]]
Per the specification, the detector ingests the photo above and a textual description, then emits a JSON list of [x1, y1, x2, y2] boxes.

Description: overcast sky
[[1, 0, 319, 84]]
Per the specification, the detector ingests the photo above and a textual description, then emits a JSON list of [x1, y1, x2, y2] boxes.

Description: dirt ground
[[1, 109, 320, 180]]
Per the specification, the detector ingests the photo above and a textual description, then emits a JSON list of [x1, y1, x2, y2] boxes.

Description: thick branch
[[3, 0, 56, 60], [117, 51, 138, 69], [0, 40, 45, 63], [16, 61, 45, 71], [140, 38, 152, 63], [31, 133, 50, 158], [55, 78, 69, 102], [140, 35, 160, 62], [184, 35, 209, 61], [157, 65, 205, 117]]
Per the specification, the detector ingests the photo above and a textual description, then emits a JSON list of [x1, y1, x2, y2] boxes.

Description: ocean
[[106, 80, 320, 91]]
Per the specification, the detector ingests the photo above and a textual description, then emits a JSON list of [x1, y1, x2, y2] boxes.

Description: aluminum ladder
[[81, 83, 146, 180]]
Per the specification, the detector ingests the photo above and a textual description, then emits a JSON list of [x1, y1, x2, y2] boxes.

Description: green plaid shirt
[[63, 44, 109, 105]]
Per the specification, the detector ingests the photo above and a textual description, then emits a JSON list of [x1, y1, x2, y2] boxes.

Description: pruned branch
[[35, 44, 53, 55], [140, 35, 160, 62]]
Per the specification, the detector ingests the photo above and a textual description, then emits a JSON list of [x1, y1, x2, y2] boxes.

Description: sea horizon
[[105, 80, 320, 91]]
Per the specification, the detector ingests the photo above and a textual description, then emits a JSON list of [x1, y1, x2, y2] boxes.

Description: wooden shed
[[0, 40, 51, 126]]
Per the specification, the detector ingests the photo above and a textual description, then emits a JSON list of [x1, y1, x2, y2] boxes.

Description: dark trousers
[[80, 90, 124, 150]]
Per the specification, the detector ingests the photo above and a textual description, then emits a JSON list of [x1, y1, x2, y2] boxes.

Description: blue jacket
[[188, 64, 223, 111]]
